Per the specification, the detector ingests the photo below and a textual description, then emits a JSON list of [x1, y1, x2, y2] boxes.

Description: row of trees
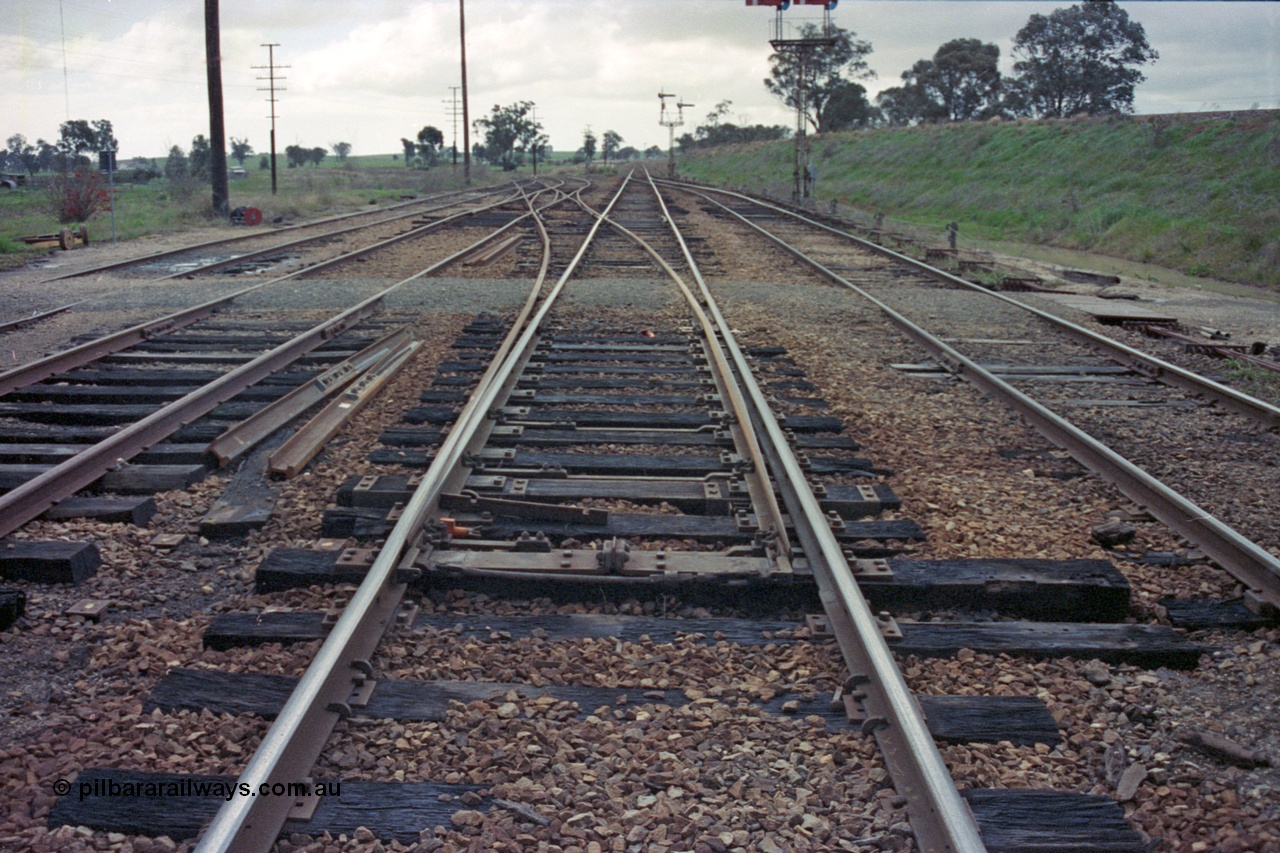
[[877, 2, 1157, 125], [403, 102, 552, 172], [676, 101, 790, 153], [3, 127, 357, 180], [285, 145, 329, 168], [3, 120, 118, 175], [761, 0, 1159, 134], [577, 128, 634, 167]]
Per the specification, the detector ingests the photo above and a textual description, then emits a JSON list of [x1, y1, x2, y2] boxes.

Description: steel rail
[[0, 186, 539, 396], [214, 181, 562, 469], [0, 284, 262, 396], [1136, 323, 1280, 377], [674, 183, 1280, 616], [193, 178, 621, 853], [39, 183, 517, 283], [0, 186, 564, 541], [567, 185, 794, 572], [207, 329, 414, 467], [649, 173, 990, 852], [268, 340, 422, 477], [0, 299, 90, 333], [204, 180, 565, 470], [661, 181, 1280, 432]]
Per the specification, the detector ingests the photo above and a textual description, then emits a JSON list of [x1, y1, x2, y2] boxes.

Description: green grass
[[1222, 358, 1280, 406], [679, 112, 1280, 291], [0, 162, 502, 261]]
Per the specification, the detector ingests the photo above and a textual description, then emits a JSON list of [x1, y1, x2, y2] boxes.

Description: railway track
[[657, 181, 1280, 620], [36, 184, 528, 284], [1, 173, 1277, 852], [0, 181, 579, 567]]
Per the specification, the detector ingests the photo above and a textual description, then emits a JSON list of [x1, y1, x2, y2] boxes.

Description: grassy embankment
[[679, 111, 1280, 292], [0, 156, 498, 268]]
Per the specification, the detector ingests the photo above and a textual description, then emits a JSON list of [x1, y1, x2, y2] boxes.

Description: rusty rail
[[207, 328, 413, 467], [0, 299, 89, 334], [268, 339, 421, 477], [0, 184, 564, 541], [161, 186, 529, 281], [39, 184, 515, 283]]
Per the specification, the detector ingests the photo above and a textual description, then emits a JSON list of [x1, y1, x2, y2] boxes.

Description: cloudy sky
[[4, 1, 1277, 161]]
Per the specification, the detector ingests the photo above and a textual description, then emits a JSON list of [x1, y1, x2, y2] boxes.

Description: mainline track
[[9, 173, 1275, 852]]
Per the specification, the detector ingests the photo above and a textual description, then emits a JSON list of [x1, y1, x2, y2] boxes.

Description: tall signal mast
[[658, 91, 692, 179], [748, 0, 838, 202]]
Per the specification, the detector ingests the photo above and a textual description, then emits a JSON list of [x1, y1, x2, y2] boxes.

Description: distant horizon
[[113, 105, 1277, 165]]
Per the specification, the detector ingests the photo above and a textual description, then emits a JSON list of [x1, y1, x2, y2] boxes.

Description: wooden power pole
[[204, 0, 230, 217], [253, 44, 288, 195], [460, 0, 471, 185]]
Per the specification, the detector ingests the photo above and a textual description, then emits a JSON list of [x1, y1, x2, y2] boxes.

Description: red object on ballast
[[240, 206, 263, 226]]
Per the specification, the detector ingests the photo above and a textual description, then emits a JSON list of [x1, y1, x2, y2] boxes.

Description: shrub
[[45, 171, 110, 223], [123, 167, 161, 184]]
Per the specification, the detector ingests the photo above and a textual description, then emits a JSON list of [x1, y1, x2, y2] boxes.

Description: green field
[[0, 159, 502, 268], [680, 111, 1280, 291], [7, 116, 1277, 292]]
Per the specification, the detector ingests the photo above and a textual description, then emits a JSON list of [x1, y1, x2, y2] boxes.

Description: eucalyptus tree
[[763, 23, 874, 134], [1009, 0, 1158, 117], [474, 101, 541, 171]]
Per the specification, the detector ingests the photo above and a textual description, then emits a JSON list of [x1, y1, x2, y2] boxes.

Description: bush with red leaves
[[45, 171, 111, 224]]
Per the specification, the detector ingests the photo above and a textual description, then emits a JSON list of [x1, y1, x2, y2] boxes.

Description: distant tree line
[[2, 120, 118, 175], [285, 145, 328, 168], [677, 101, 792, 154], [403, 102, 554, 172], [2, 125, 357, 183]]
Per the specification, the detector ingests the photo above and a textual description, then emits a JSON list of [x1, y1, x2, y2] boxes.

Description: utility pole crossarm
[[253, 43, 289, 195]]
